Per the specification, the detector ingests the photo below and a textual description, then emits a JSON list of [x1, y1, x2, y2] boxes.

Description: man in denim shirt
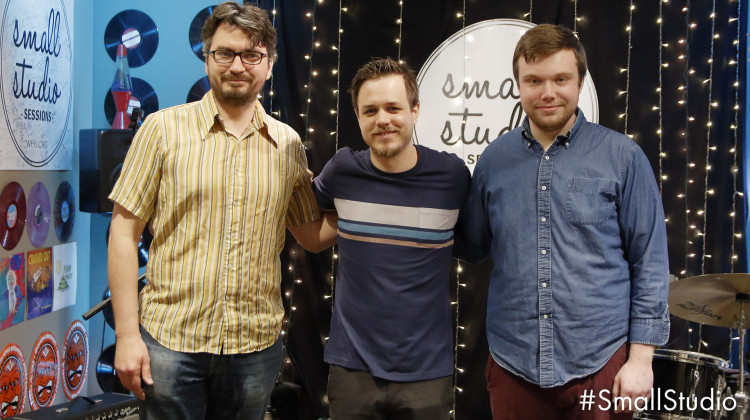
[[458, 24, 669, 419]]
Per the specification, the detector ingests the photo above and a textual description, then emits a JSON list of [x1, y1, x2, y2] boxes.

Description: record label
[[0, 182, 26, 251], [28, 332, 59, 410], [104, 9, 159, 68], [0, 343, 26, 417], [54, 182, 75, 243], [6, 205, 16, 229], [62, 320, 87, 400], [26, 182, 51, 248]]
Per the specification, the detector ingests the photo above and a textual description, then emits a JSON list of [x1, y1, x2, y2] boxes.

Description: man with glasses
[[107, 2, 336, 419]]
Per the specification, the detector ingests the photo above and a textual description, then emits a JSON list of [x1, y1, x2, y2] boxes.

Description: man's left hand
[[611, 343, 655, 413]]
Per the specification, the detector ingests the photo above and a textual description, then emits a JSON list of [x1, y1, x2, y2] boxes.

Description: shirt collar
[[521, 108, 587, 149], [197, 90, 270, 141]]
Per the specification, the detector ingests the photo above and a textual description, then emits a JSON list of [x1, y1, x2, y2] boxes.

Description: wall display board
[[0, 0, 74, 169]]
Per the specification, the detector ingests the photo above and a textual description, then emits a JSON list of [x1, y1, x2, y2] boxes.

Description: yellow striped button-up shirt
[[109, 91, 320, 354]]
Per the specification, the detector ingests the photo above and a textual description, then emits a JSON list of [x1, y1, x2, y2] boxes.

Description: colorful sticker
[[28, 332, 59, 410], [0, 254, 26, 330], [0, 344, 25, 418], [26, 248, 53, 320], [62, 320, 87, 400]]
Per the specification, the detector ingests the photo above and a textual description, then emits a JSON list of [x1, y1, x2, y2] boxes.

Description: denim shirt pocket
[[565, 177, 617, 225]]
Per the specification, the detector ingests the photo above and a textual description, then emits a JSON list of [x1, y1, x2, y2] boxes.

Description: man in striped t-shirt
[[314, 58, 470, 419], [107, 3, 336, 419]]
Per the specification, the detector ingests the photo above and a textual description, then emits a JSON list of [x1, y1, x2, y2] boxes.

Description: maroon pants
[[486, 344, 634, 420]]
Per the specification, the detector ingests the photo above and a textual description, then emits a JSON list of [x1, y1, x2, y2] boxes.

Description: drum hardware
[[639, 349, 728, 419], [668, 273, 750, 419]]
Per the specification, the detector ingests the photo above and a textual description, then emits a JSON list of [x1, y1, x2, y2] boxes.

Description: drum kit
[[636, 273, 750, 419]]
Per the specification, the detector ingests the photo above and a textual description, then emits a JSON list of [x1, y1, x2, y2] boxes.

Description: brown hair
[[201, 2, 277, 61], [349, 58, 419, 110], [512, 24, 587, 84]]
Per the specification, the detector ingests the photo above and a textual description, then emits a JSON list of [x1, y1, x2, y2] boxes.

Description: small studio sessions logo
[[0, 0, 72, 168], [415, 19, 599, 173]]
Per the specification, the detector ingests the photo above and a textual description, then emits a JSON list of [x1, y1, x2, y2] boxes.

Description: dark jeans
[[486, 343, 632, 420], [327, 364, 453, 420], [139, 328, 283, 420]]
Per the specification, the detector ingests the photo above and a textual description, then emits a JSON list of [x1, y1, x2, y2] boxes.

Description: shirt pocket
[[565, 177, 616, 225]]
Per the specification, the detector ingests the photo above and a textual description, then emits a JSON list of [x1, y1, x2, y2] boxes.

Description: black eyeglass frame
[[207, 49, 268, 65]]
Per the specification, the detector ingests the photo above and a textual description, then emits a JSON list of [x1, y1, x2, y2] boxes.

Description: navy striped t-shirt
[[313, 145, 470, 381]]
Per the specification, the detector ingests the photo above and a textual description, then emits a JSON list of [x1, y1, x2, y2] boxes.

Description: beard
[[211, 73, 258, 105], [369, 134, 412, 158]]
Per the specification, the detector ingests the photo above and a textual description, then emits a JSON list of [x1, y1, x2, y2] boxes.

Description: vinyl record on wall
[[53, 181, 75, 243], [0, 182, 26, 251], [187, 76, 210, 103], [189, 6, 218, 61], [104, 9, 159, 67], [26, 182, 51, 248]]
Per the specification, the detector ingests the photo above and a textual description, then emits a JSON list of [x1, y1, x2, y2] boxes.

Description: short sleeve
[[285, 140, 322, 227], [312, 150, 339, 211]]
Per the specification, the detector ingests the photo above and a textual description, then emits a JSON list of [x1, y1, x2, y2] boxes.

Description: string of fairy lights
[[658, 1, 665, 193], [699, 0, 717, 276], [450, 2, 468, 413], [621, 1, 634, 135]]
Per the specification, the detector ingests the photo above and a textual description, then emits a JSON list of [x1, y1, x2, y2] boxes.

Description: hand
[[611, 344, 654, 413], [114, 334, 153, 400]]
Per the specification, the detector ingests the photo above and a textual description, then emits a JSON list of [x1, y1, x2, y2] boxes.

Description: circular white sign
[[0, 0, 72, 167], [415, 19, 598, 173]]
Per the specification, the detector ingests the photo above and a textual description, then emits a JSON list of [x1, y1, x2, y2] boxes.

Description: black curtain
[[258, 1, 748, 418]]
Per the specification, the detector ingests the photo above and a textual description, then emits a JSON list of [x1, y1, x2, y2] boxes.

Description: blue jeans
[[139, 327, 283, 420]]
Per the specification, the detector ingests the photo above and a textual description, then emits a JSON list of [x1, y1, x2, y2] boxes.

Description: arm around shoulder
[[289, 211, 338, 253]]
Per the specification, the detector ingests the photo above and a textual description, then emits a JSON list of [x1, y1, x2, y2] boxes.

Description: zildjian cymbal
[[669, 273, 750, 328]]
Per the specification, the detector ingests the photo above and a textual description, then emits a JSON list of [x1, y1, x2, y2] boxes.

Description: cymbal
[[669, 273, 750, 328]]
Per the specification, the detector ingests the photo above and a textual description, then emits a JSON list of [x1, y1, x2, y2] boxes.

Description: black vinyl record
[[104, 9, 159, 68], [0, 182, 26, 250], [54, 181, 75, 242], [96, 344, 128, 393], [187, 76, 210, 103], [189, 6, 218, 61], [104, 77, 159, 125]]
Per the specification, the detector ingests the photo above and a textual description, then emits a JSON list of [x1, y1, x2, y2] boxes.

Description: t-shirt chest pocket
[[565, 177, 617, 225]]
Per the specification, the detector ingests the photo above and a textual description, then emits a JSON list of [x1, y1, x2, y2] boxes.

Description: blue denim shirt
[[458, 111, 670, 387]]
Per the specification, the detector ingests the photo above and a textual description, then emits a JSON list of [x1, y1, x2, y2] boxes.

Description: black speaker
[[80, 129, 134, 213]]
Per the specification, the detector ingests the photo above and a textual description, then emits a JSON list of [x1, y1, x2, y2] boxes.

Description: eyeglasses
[[208, 49, 268, 65]]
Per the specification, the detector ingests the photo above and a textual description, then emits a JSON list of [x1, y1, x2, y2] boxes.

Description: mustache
[[221, 74, 253, 83], [372, 128, 397, 135]]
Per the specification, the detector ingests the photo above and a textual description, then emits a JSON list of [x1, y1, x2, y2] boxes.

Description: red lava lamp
[[111, 43, 133, 129]]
